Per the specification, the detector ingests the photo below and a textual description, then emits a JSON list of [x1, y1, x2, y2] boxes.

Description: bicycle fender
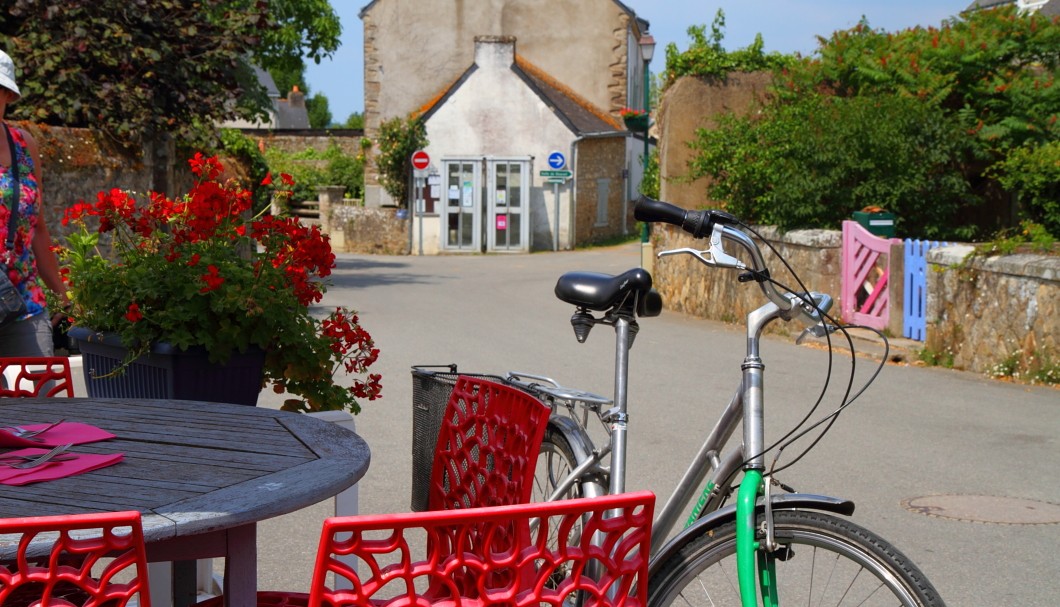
[[545, 416, 608, 498], [647, 493, 855, 575], [547, 415, 596, 463]]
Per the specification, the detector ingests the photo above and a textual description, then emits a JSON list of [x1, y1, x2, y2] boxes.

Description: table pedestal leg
[[223, 524, 257, 607], [173, 560, 198, 607]]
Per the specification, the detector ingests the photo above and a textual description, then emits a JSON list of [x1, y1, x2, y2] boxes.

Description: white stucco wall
[[362, 0, 638, 122], [412, 38, 581, 253]]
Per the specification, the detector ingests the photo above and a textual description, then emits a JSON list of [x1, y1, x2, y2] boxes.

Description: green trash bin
[[852, 210, 896, 238]]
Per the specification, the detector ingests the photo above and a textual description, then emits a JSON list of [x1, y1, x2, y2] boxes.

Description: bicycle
[[411, 195, 944, 606]]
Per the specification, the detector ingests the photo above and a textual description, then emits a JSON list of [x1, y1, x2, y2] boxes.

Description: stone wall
[[340, 207, 409, 255], [926, 246, 1059, 375], [574, 137, 632, 246], [19, 124, 199, 245], [244, 129, 362, 156], [655, 72, 772, 210], [651, 223, 842, 329]]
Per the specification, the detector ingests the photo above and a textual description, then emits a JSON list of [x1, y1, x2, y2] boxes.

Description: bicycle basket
[[409, 365, 510, 511]]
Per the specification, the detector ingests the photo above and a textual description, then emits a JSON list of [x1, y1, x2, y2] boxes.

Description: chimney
[[289, 85, 305, 108], [474, 35, 516, 69]]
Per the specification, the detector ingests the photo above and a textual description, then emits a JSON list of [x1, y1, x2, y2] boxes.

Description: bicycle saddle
[[554, 268, 662, 317]]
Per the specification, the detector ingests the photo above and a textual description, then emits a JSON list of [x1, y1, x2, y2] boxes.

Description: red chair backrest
[[308, 491, 654, 607], [0, 357, 74, 398], [0, 510, 151, 607], [427, 375, 549, 511]]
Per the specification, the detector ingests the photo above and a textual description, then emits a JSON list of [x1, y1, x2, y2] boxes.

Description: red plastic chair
[[0, 357, 74, 397], [427, 375, 551, 511], [309, 491, 654, 607], [0, 510, 151, 607], [196, 376, 553, 607]]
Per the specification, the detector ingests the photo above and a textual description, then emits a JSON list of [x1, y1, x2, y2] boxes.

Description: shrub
[[689, 93, 976, 239], [375, 116, 428, 206], [991, 141, 1060, 237], [263, 141, 364, 207]]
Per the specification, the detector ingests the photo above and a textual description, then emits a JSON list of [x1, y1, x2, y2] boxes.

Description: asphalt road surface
[[254, 242, 1060, 606]]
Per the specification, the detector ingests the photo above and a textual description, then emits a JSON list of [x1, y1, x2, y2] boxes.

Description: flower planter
[[623, 113, 650, 132], [69, 327, 265, 406]]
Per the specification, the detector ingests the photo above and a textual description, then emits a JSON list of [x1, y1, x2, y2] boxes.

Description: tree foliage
[[0, 0, 341, 149], [306, 93, 332, 129], [777, 7, 1060, 153], [663, 10, 793, 87], [690, 94, 975, 239], [375, 116, 427, 206], [686, 5, 1060, 239]]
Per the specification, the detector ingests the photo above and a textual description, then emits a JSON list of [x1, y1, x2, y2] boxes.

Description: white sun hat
[[0, 50, 21, 100]]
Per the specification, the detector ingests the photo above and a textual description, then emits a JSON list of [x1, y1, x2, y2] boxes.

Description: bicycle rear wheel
[[649, 510, 945, 607], [533, 427, 581, 502]]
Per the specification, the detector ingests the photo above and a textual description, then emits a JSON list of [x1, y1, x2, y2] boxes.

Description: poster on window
[[496, 214, 508, 230], [496, 189, 507, 206], [462, 181, 474, 207]]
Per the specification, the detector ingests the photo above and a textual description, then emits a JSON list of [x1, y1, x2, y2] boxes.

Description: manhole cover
[[902, 494, 1060, 525]]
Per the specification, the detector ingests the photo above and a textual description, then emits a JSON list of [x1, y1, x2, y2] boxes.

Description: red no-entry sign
[[411, 150, 430, 170]]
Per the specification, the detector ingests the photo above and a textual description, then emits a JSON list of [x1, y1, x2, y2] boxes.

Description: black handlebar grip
[[634, 195, 716, 238], [633, 195, 686, 225]]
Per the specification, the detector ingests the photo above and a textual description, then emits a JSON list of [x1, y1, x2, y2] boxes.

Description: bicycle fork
[[736, 301, 784, 607]]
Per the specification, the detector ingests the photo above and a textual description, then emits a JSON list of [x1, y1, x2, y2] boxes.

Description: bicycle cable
[[727, 221, 889, 477]]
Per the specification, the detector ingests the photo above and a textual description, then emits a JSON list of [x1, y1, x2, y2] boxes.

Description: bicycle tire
[[648, 510, 945, 607], [532, 425, 608, 591]]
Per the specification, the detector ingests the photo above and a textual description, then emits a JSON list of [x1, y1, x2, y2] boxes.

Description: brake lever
[[657, 228, 747, 271], [795, 322, 840, 345]]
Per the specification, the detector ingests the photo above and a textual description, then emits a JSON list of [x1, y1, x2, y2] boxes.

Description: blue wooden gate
[[902, 239, 949, 341]]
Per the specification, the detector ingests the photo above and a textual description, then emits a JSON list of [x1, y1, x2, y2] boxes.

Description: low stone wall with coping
[[649, 224, 842, 331], [925, 246, 1059, 376], [335, 206, 409, 255]]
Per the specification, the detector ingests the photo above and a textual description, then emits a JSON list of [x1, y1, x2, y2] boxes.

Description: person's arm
[[23, 128, 70, 313]]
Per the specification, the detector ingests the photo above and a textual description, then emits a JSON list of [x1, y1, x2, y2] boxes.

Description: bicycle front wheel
[[649, 510, 945, 607]]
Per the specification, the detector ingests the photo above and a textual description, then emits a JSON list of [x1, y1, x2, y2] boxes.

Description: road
[[255, 242, 1060, 605]]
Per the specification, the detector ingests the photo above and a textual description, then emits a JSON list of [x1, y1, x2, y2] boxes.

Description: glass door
[[486, 158, 530, 252], [442, 159, 481, 252]]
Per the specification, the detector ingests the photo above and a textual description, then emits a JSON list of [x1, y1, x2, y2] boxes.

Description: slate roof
[[513, 57, 622, 135], [275, 93, 310, 129]]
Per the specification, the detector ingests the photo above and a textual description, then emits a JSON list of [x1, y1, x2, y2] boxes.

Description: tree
[[306, 93, 332, 129], [375, 116, 427, 207], [238, 0, 341, 74], [0, 0, 341, 150], [685, 5, 1059, 239], [343, 112, 365, 129]]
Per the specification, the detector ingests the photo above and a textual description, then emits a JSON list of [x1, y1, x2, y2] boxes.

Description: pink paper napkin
[[0, 422, 116, 448], [0, 448, 124, 485]]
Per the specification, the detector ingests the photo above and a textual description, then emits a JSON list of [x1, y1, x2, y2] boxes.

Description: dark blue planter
[[69, 327, 265, 406]]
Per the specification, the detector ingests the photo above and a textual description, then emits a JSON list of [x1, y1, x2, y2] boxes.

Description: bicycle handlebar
[[635, 195, 830, 327], [633, 194, 739, 238]]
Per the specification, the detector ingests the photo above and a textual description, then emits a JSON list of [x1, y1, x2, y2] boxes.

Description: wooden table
[[0, 397, 371, 607]]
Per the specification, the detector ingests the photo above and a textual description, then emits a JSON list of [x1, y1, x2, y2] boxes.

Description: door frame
[[440, 158, 483, 253], [486, 156, 532, 253]]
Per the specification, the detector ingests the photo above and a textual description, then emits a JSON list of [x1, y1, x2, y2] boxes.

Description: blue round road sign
[[547, 151, 566, 170]]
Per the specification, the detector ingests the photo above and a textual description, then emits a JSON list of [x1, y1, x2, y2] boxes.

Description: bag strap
[[3, 123, 21, 256]]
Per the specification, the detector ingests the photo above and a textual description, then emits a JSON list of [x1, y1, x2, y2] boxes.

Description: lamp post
[[638, 33, 655, 271]]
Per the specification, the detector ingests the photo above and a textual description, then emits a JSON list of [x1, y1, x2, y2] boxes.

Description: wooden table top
[[0, 397, 371, 547]]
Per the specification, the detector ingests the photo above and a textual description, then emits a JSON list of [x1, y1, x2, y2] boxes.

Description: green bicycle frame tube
[[737, 469, 763, 607]]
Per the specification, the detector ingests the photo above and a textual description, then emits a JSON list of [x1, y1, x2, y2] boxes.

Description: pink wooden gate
[[841, 220, 900, 330]]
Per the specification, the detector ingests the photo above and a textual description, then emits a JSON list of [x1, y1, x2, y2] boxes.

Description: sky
[[305, 0, 974, 124]]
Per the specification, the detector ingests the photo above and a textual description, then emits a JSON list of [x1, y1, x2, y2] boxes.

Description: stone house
[[222, 66, 310, 130], [963, 0, 1060, 15], [358, 0, 653, 253]]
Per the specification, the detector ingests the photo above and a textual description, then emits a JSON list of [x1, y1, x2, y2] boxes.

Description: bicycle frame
[[516, 220, 840, 606]]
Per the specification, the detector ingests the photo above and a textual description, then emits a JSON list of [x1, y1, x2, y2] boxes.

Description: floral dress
[[0, 124, 46, 320]]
